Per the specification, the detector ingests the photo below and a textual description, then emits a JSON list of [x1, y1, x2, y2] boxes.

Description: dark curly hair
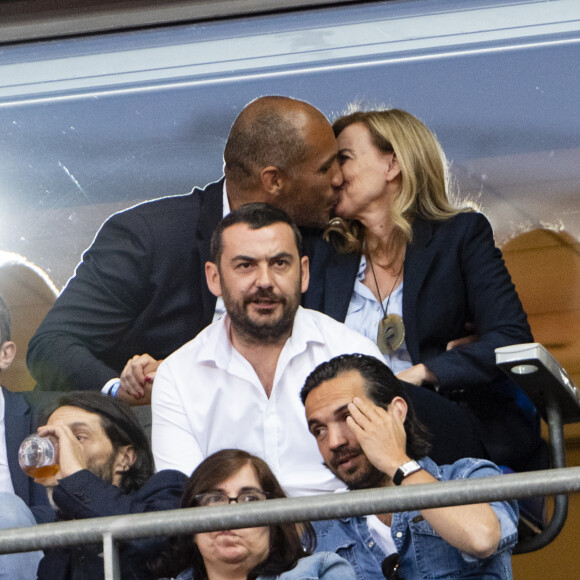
[[301, 354, 432, 460], [210, 202, 303, 266]]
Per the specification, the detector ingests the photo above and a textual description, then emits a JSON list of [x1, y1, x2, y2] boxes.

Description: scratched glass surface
[[0, 0, 578, 289]]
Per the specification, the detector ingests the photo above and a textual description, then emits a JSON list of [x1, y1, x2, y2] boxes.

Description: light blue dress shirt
[[344, 255, 412, 375], [175, 551, 356, 579]]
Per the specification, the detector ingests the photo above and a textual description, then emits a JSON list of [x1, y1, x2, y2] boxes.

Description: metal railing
[[1, 466, 579, 579], [514, 388, 567, 553], [495, 343, 580, 553]]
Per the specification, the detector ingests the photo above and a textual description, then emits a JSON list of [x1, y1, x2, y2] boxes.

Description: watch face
[[401, 461, 420, 476], [394, 460, 421, 485]]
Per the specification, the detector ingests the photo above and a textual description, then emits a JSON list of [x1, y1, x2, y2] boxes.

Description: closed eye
[[319, 155, 337, 174]]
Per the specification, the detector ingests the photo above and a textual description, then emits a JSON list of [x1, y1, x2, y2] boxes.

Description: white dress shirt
[[211, 181, 230, 321], [345, 255, 413, 375], [152, 307, 384, 497]]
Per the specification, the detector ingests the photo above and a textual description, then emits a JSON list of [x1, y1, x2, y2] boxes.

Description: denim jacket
[[313, 457, 519, 580], [175, 551, 356, 579]]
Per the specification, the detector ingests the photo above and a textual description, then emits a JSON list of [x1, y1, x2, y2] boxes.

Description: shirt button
[[368, 540, 374, 548], [396, 532, 403, 538]]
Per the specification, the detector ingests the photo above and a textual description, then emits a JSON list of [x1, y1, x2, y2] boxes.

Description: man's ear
[[300, 255, 310, 294], [205, 261, 222, 297], [0, 341, 16, 371], [389, 396, 408, 423], [260, 166, 286, 199], [114, 445, 137, 474]]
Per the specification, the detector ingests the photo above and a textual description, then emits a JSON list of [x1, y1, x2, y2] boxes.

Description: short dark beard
[[222, 282, 301, 344], [326, 447, 387, 490], [88, 450, 118, 485]]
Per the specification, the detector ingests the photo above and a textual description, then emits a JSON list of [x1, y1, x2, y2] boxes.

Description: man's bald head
[[224, 96, 342, 228], [225, 97, 309, 187]]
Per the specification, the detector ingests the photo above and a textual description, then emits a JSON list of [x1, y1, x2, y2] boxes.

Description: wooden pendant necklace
[[368, 254, 405, 354]]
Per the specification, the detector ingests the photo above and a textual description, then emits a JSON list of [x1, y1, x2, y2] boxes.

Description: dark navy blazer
[[306, 212, 533, 390], [26, 178, 339, 394], [27, 180, 224, 392]]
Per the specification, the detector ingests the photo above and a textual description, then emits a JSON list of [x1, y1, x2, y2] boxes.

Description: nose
[[255, 264, 274, 288], [330, 159, 343, 188], [327, 423, 348, 451]]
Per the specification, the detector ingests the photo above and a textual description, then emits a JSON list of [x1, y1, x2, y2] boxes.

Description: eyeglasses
[[195, 489, 269, 507]]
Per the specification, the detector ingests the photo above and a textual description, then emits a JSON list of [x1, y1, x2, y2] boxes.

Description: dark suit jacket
[[306, 212, 533, 390], [37, 468, 187, 580], [27, 180, 224, 392], [304, 212, 544, 470], [2, 386, 53, 523]]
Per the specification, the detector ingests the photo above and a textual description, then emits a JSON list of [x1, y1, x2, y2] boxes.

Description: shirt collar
[[197, 307, 328, 369], [222, 180, 230, 218], [284, 307, 328, 353], [197, 315, 234, 369], [357, 255, 367, 281]]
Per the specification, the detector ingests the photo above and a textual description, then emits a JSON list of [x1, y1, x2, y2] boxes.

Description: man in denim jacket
[[301, 354, 518, 579]]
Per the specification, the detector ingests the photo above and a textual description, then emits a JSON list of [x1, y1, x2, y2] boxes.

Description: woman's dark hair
[[301, 354, 432, 460], [41, 391, 154, 493], [152, 449, 315, 580]]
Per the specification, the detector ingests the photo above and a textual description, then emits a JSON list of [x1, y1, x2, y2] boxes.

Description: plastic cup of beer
[[18, 433, 59, 478]]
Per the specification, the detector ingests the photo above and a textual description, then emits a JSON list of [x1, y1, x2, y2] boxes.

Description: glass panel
[[0, 0, 578, 391]]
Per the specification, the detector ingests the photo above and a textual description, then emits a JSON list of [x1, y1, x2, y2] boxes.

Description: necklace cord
[[367, 254, 403, 317]]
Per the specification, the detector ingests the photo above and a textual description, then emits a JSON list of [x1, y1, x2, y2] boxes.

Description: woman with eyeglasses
[[151, 449, 355, 580]]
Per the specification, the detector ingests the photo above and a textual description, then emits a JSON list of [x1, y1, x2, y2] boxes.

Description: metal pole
[[102, 532, 120, 580], [1, 466, 579, 555], [514, 390, 569, 553]]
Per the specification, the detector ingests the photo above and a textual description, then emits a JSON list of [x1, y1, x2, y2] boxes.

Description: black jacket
[[28, 180, 224, 392], [37, 469, 186, 580]]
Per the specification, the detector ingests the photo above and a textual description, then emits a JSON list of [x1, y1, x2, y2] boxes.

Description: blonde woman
[[306, 108, 544, 473]]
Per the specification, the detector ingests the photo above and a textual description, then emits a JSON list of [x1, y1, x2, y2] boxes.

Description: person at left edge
[[26, 95, 343, 405], [33, 391, 186, 580], [0, 294, 49, 580]]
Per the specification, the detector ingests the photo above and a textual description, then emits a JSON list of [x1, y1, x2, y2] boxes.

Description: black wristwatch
[[393, 460, 422, 485]]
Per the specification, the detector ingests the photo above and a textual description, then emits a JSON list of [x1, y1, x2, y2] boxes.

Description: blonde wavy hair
[[325, 108, 473, 258]]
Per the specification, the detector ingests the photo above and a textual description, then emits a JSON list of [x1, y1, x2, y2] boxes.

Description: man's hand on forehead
[[346, 397, 409, 478]]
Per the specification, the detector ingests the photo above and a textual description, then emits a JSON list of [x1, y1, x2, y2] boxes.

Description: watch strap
[[393, 460, 421, 485]]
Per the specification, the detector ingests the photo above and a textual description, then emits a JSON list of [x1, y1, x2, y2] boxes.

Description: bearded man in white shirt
[[151, 202, 386, 496]]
